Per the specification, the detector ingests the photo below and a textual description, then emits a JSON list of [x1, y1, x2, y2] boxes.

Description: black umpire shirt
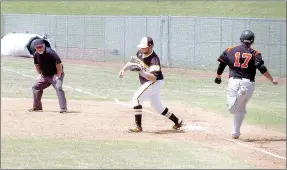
[[34, 47, 63, 77]]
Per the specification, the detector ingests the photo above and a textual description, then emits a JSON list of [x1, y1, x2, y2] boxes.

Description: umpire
[[29, 39, 68, 113]]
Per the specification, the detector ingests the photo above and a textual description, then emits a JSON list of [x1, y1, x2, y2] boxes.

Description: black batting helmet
[[240, 30, 255, 44]]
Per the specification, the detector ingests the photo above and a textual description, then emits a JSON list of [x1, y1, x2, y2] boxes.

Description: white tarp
[[1, 33, 56, 57]]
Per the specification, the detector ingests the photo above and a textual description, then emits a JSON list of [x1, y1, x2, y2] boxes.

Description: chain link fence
[[1, 14, 286, 76]]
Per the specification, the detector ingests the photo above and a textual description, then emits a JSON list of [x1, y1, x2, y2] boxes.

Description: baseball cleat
[[28, 108, 43, 112], [232, 135, 240, 139], [127, 126, 143, 133], [172, 120, 184, 130], [59, 110, 68, 113]]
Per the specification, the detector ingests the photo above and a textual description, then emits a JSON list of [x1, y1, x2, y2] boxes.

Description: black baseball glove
[[129, 64, 142, 72], [214, 77, 222, 84]]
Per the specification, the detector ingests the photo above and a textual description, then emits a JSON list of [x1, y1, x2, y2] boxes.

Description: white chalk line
[[2, 67, 286, 161]]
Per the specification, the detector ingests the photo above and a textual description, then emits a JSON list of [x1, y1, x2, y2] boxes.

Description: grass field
[[1, 1, 286, 18], [2, 137, 255, 169]]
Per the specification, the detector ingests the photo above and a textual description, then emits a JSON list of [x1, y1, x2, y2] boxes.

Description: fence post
[[222, 17, 224, 56], [268, 23, 271, 68], [1, 14, 5, 37], [145, 16, 148, 36], [167, 15, 171, 67], [83, 16, 86, 60], [66, 15, 68, 59], [193, 17, 196, 69], [123, 16, 126, 63], [159, 16, 163, 61], [279, 23, 286, 77]]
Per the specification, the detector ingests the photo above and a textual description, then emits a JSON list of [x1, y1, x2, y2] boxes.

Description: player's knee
[[54, 84, 63, 91], [132, 93, 140, 101], [32, 84, 40, 90]]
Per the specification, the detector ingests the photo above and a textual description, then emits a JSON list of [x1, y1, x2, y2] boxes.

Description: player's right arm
[[214, 50, 228, 83], [119, 52, 138, 78], [33, 54, 41, 75], [254, 53, 278, 85]]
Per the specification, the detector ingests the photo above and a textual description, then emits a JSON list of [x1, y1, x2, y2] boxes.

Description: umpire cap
[[240, 30, 255, 44], [33, 39, 45, 48]]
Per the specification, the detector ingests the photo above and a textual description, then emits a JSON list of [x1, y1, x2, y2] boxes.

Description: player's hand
[[53, 75, 60, 81], [119, 69, 125, 78], [272, 78, 279, 85], [36, 74, 43, 81], [214, 77, 222, 84]]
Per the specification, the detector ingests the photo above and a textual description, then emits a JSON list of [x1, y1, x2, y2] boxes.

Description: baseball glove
[[214, 77, 222, 84], [129, 64, 142, 72]]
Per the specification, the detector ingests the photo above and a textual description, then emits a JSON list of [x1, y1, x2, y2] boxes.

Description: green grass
[[1, 58, 286, 131], [1, 1, 286, 18], [1, 137, 255, 169]]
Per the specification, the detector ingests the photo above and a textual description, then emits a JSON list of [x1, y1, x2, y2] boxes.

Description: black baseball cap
[[33, 39, 45, 48]]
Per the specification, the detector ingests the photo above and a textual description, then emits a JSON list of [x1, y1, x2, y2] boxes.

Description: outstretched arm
[[255, 54, 278, 85]]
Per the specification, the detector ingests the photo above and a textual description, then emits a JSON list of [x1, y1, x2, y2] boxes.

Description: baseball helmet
[[240, 30, 255, 44]]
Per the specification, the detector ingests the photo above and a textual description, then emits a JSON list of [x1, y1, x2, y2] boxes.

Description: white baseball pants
[[227, 77, 255, 137], [132, 80, 166, 115]]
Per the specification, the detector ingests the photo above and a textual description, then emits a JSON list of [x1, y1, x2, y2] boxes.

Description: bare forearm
[[56, 63, 63, 76], [263, 71, 274, 82], [140, 71, 157, 82], [35, 65, 41, 74], [121, 62, 131, 71]]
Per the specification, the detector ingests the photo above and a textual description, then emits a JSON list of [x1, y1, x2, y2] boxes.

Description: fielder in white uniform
[[119, 37, 184, 132], [214, 30, 278, 139]]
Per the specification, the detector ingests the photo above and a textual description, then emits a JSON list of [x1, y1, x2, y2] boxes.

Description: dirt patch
[[1, 98, 286, 169]]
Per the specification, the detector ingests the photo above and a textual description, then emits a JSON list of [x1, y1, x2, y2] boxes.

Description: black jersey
[[217, 44, 267, 81], [132, 50, 164, 85], [34, 47, 63, 76]]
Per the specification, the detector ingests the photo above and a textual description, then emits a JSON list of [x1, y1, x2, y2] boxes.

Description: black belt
[[232, 76, 254, 82]]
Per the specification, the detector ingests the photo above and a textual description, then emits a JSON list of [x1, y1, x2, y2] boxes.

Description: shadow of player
[[40, 110, 81, 114], [243, 138, 286, 142], [143, 129, 185, 134]]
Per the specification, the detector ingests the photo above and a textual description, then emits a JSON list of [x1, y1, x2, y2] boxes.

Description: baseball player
[[215, 30, 278, 139], [28, 39, 68, 113], [119, 37, 184, 132]]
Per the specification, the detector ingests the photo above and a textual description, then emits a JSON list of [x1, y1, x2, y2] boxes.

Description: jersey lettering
[[233, 52, 252, 68]]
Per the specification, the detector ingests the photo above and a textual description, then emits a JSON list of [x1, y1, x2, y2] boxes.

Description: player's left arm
[[255, 53, 278, 85], [51, 51, 63, 77]]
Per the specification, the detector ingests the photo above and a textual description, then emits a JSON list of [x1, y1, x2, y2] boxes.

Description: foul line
[[2, 67, 286, 161]]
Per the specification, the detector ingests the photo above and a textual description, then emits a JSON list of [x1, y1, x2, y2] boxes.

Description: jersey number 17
[[234, 52, 252, 68]]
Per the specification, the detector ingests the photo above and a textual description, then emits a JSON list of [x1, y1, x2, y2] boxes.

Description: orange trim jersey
[[217, 44, 267, 82]]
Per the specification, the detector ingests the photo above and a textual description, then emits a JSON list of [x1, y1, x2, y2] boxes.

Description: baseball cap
[[33, 39, 45, 48], [137, 37, 154, 48]]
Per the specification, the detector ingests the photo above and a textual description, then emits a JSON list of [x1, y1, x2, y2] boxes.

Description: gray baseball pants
[[32, 73, 67, 111]]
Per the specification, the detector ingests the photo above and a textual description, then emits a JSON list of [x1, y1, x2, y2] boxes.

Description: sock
[[169, 113, 179, 125], [135, 114, 142, 128]]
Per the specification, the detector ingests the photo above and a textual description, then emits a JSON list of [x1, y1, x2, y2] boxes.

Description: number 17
[[234, 52, 252, 68]]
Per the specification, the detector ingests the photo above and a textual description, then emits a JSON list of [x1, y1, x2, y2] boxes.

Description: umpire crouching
[[29, 39, 68, 113]]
